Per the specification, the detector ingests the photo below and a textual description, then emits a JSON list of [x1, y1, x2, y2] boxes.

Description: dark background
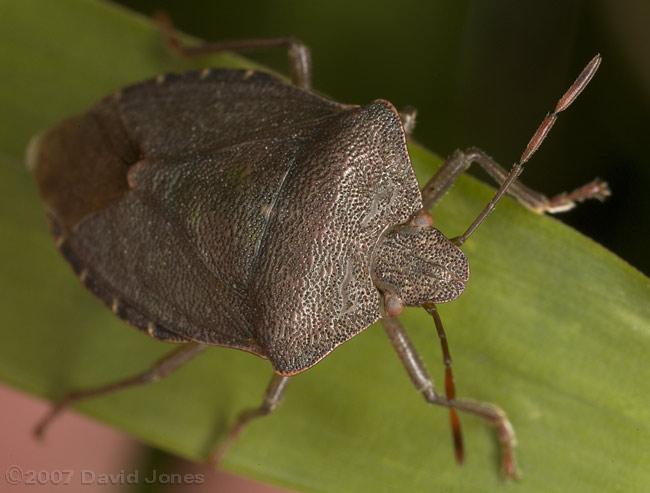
[[115, 0, 650, 276]]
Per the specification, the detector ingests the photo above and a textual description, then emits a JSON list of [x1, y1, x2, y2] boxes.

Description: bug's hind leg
[[34, 342, 208, 439], [210, 373, 291, 466], [154, 12, 311, 90]]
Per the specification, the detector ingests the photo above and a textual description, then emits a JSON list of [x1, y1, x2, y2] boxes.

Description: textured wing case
[[29, 69, 422, 373]]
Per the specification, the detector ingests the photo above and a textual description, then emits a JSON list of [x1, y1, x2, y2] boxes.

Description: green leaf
[[1, 0, 648, 491]]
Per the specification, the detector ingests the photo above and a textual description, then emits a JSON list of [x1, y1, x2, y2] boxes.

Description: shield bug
[[28, 15, 608, 479]]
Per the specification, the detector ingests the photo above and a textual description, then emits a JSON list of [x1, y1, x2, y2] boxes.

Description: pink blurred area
[[1, 385, 289, 492]]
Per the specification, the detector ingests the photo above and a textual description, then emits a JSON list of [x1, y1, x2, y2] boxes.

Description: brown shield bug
[[27, 15, 608, 479]]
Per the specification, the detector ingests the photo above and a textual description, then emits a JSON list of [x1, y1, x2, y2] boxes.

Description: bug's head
[[371, 210, 469, 317]]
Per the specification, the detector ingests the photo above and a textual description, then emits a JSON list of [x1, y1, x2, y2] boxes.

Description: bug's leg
[[399, 105, 418, 136], [210, 373, 291, 465], [420, 147, 610, 213], [155, 12, 311, 90], [382, 315, 518, 479], [420, 55, 609, 215], [34, 342, 208, 439]]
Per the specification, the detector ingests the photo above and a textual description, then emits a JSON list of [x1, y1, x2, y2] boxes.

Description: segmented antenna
[[423, 303, 464, 463], [453, 54, 602, 246]]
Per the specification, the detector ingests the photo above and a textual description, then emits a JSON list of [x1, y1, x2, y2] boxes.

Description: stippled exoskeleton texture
[[29, 69, 464, 375]]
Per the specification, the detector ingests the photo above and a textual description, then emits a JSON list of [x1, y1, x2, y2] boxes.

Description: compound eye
[[411, 209, 434, 229], [384, 293, 404, 317]]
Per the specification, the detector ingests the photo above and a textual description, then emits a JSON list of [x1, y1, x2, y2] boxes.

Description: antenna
[[453, 54, 602, 246]]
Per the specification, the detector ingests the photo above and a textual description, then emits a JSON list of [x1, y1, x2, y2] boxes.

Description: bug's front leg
[[420, 147, 609, 213], [381, 316, 518, 479]]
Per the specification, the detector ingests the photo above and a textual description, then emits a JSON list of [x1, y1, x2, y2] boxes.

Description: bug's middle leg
[[155, 12, 311, 90], [210, 372, 291, 465], [420, 146, 609, 212]]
